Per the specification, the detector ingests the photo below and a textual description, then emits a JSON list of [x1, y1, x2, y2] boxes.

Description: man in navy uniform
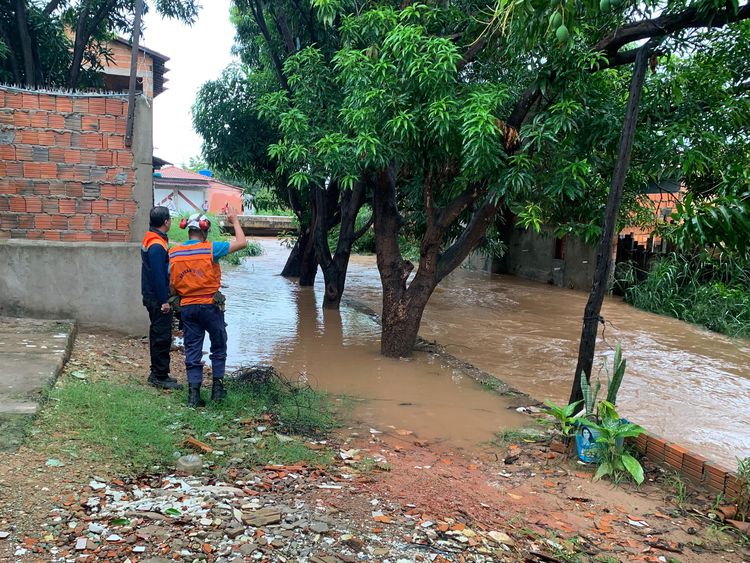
[[141, 206, 182, 389]]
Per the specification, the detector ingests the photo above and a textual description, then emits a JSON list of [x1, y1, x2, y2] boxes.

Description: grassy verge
[[34, 377, 336, 473], [623, 253, 750, 338]]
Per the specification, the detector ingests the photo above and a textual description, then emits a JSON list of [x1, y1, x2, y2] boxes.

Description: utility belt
[[169, 291, 226, 312]]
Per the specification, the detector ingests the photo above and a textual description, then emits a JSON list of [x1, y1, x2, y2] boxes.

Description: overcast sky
[[142, 1, 236, 167]]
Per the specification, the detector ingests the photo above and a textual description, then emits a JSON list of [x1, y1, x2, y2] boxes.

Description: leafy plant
[[626, 253, 750, 338], [606, 343, 626, 405], [545, 399, 582, 437], [586, 410, 646, 484], [737, 456, 750, 521], [580, 372, 601, 418], [580, 341, 626, 417]]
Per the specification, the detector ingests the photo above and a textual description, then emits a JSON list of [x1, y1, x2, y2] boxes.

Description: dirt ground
[[0, 331, 748, 562]]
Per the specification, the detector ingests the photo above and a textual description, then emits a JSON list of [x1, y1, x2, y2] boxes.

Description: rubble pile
[[7, 459, 523, 562]]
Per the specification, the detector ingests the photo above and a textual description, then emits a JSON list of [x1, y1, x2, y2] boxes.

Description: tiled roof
[[155, 166, 243, 193], [157, 165, 209, 181]]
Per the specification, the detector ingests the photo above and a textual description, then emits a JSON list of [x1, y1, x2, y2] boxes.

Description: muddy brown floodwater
[[222, 239, 750, 467]]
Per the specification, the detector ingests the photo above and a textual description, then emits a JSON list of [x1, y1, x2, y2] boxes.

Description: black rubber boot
[[188, 384, 205, 408], [148, 374, 183, 390], [211, 378, 227, 401]]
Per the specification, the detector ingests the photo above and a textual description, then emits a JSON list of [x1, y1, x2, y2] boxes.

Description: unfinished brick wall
[[0, 87, 137, 242]]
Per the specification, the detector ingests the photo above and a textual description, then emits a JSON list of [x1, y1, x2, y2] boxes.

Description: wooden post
[[568, 38, 662, 406], [125, 0, 144, 148]]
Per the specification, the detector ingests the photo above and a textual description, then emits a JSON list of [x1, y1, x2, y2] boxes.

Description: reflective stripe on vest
[[141, 231, 167, 252], [168, 242, 222, 306]]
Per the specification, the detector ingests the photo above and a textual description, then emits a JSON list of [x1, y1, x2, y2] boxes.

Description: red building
[[152, 165, 244, 215]]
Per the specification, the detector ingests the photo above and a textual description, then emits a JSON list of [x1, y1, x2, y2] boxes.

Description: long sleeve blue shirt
[[141, 229, 170, 304]]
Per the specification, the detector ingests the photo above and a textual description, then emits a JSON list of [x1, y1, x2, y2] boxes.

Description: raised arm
[[226, 205, 247, 253]]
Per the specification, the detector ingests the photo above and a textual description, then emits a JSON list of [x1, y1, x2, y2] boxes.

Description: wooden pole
[[568, 38, 662, 406], [125, 0, 144, 148]]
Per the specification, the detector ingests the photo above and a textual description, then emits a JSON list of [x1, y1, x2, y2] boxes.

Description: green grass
[[661, 471, 689, 508], [624, 253, 750, 338], [255, 207, 295, 217], [492, 427, 547, 446], [35, 377, 336, 472]]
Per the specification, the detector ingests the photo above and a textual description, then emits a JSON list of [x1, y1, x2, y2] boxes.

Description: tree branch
[[437, 200, 500, 281], [43, 0, 65, 16], [268, 4, 297, 55], [247, 0, 291, 93], [435, 181, 487, 229], [457, 36, 487, 72], [353, 215, 374, 241], [594, 3, 750, 58]]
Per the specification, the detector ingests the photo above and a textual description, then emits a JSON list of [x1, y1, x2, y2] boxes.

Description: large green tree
[[194, 0, 375, 308], [262, 0, 750, 358]]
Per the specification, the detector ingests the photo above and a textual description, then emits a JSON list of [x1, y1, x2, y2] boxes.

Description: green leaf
[[621, 453, 644, 484], [594, 461, 612, 481]]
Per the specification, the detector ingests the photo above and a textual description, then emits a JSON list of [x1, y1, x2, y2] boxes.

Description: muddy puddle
[[221, 242, 526, 449], [222, 239, 750, 467]]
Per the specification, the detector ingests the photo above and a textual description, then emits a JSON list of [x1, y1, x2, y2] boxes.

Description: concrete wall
[[130, 96, 153, 241], [497, 227, 599, 290], [0, 240, 147, 334]]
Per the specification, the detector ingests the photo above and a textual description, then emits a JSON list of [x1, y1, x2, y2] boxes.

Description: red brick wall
[[633, 432, 743, 501], [0, 87, 137, 242]]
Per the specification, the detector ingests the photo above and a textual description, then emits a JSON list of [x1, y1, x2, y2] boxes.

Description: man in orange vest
[[169, 206, 247, 407], [141, 206, 181, 389]]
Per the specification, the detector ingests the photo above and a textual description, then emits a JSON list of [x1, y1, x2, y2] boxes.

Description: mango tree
[[263, 0, 750, 358]]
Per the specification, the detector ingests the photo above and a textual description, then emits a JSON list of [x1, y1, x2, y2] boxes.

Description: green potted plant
[[574, 342, 627, 462], [572, 344, 646, 484]]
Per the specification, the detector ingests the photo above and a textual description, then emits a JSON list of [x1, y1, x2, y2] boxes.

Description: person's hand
[[227, 205, 239, 222], [160, 303, 171, 314]]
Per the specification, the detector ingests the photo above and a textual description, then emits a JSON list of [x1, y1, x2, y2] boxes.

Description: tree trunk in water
[[281, 182, 318, 282], [281, 227, 311, 277], [298, 221, 318, 286], [315, 181, 368, 310], [372, 166, 437, 356], [281, 227, 319, 285], [569, 41, 658, 406]]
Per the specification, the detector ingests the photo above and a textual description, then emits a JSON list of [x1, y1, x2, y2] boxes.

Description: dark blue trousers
[[181, 304, 227, 385]]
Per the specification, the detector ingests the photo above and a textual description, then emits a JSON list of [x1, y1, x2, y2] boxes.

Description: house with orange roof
[[153, 165, 244, 215]]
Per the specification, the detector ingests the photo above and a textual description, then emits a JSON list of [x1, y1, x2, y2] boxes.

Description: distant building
[[90, 37, 169, 98], [622, 178, 685, 246], [153, 166, 244, 215]]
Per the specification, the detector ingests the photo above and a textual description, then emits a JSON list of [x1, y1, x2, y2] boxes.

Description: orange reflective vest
[[141, 230, 167, 252], [168, 242, 222, 306]]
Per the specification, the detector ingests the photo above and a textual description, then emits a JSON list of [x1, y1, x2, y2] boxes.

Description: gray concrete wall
[[130, 95, 153, 242], [496, 227, 599, 290], [0, 240, 147, 335]]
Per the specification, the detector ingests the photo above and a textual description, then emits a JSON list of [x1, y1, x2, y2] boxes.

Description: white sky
[[142, 1, 236, 167]]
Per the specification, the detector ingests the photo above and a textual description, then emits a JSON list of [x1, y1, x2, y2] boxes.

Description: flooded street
[[222, 241, 526, 449], [223, 239, 750, 467]]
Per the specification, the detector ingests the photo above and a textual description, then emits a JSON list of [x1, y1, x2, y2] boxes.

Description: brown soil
[[0, 330, 748, 562]]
